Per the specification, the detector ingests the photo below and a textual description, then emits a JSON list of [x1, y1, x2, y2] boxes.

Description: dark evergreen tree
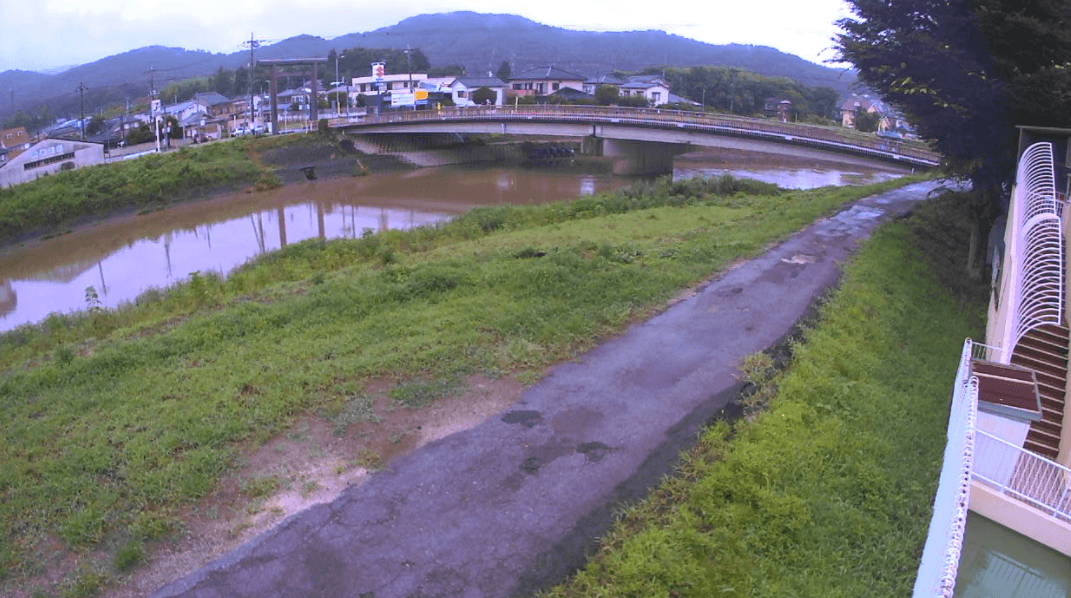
[[837, 0, 1071, 273]]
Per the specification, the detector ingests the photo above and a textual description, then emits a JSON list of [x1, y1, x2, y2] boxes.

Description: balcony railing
[[974, 430, 1071, 521], [913, 338, 978, 598], [1003, 142, 1065, 362]]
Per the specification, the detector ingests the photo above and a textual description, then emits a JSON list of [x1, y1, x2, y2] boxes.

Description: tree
[[496, 61, 511, 83], [471, 87, 496, 105], [86, 115, 106, 136], [210, 66, 234, 97], [429, 65, 466, 77], [234, 67, 250, 96], [837, 0, 1071, 273], [126, 123, 154, 145], [853, 109, 880, 133], [594, 85, 619, 105]]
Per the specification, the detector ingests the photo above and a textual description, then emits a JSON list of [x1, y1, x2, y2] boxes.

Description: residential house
[[507, 66, 585, 96], [916, 125, 1071, 596], [164, 100, 204, 124], [0, 126, 31, 151], [619, 80, 671, 106], [349, 73, 429, 97], [180, 112, 225, 142], [582, 74, 629, 95], [0, 138, 105, 187], [192, 92, 240, 118], [840, 96, 894, 130], [449, 76, 506, 106], [582, 74, 673, 106], [0, 126, 32, 164], [764, 97, 794, 122], [547, 87, 595, 103]]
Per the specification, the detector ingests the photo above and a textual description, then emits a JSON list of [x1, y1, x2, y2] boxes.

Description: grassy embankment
[[0, 131, 383, 247], [0, 173, 924, 596], [542, 193, 987, 597], [0, 141, 269, 245]]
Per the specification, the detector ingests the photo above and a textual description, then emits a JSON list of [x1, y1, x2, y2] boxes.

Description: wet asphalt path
[[152, 181, 941, 598]]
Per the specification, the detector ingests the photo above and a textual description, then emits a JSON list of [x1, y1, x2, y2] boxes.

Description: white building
[[448, 77, 506, 106], [0, 139, 106, 188]]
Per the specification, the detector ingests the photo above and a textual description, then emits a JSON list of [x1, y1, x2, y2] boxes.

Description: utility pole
[[76, 82, 88, 139], [148, 66, 161, 152], [243, 33, 266, 130], [405, 45, 414, 110]]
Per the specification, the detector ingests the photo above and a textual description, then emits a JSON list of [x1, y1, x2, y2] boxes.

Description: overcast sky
[[0, 0, 855, 74]]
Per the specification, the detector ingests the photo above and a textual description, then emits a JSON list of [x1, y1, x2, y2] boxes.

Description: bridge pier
[[602, 139, 690, 176]]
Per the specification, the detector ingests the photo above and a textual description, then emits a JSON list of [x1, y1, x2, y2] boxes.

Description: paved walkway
[[152, 182, 941, 598]]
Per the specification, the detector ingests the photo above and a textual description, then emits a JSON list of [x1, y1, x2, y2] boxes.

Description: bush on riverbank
[[542, 193, 987, 597]]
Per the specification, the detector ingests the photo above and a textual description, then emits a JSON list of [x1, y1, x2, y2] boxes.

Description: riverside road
[[152, 181, 944, 598]]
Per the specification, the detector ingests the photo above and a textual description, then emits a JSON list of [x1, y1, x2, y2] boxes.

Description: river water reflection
[[0, 167, 626, 332], [0, 158, 905, 332]]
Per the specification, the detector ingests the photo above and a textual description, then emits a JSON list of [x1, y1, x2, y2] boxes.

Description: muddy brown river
[[0, 154, 906, 332]]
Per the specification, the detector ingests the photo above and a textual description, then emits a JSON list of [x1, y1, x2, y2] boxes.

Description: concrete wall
[[971, 482, 1071, 556]]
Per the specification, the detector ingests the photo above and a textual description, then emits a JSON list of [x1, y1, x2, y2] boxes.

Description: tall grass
[[542, 192, 987, 597]]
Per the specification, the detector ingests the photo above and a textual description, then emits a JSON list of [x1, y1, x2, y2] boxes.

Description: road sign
[[391, 93, 415, 107]]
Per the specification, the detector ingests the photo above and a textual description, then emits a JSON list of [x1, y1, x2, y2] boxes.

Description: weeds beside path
[[543, 192, 987, 597]]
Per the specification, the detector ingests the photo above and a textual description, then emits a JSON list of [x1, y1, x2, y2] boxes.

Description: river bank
[[0, 174, 924, 598], [0, 134, 415, 254]]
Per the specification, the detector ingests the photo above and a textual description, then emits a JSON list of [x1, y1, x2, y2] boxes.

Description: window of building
[[24, 151, 75, 170], [553, 82, 560, 91]]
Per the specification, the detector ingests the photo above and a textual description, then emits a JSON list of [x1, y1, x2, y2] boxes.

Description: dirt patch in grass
[[92, 373, 525, 598]]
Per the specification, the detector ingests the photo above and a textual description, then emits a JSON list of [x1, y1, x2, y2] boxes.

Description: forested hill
[[335, 13, 853, 93], [0, 11, 855, 123]]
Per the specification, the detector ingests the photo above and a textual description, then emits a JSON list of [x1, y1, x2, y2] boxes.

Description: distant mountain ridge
[[0, 11, 856, 123]]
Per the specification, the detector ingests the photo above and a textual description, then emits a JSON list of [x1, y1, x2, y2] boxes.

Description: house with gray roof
[[449, 76, 506, 106], [508, 67, 586, 96]]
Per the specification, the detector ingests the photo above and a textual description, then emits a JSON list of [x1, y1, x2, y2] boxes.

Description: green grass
[[0, 173, 925, 592], [541, 193, 987, 597], [0, 140, 261, 244]]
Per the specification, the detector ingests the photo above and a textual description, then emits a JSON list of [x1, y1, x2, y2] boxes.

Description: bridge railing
[[337, 104, 940, 166]]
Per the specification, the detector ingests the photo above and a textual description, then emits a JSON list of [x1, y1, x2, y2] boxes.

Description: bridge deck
[[332, 105, 940, 169]]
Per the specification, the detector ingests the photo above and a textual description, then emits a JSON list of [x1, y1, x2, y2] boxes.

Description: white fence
[[913, 339, 978, 598], [974, 430, 1071, 520], [1003, 142, 1065, 361]]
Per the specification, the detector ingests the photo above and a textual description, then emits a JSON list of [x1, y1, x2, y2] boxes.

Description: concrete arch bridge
[[333, 105, 940, 175]]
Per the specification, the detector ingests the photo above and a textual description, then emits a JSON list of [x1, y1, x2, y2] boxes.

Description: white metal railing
[[1002, 142, 1065, 363], [970, 340, 1005, 364], [973, 429, 1071, 520], [913, 338, 979, 598]]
